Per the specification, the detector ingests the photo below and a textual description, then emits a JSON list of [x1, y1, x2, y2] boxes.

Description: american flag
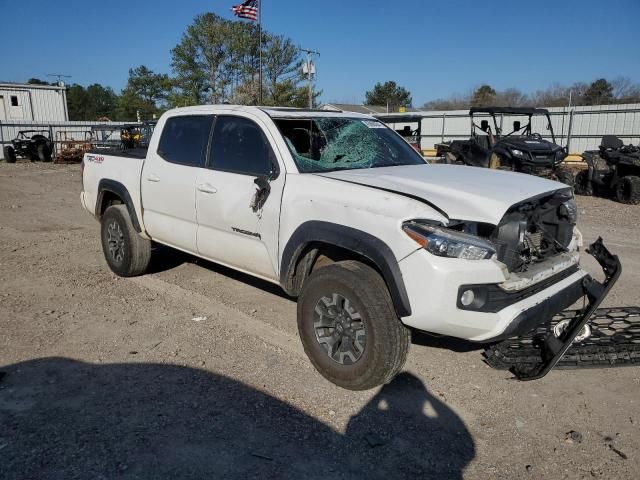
[[231, 0, 259, 21]]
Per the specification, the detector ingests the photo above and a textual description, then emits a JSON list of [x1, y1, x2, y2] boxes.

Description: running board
[[484, 238, 628, 380]]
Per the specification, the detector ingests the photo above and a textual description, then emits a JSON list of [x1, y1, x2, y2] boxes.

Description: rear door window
[[157, 115, 213, 167], [209, 116, 275, 176]]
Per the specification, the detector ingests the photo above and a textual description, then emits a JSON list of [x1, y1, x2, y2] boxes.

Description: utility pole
[[300, 48, 320, 109], [46, 73, 71, 87]]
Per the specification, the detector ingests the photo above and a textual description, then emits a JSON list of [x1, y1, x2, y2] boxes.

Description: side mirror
[[250, 175, 271, 213], [254, 175, 270, 191]]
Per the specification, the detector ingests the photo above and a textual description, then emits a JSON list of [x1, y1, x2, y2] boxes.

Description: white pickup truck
[[81, 105, 620, 390]]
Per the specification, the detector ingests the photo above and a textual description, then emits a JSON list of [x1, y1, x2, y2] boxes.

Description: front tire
[[297, 260, 410, 391], [3, 146, 16, 163], [100, 205, 151, 277], [615, 175, 640, 204]]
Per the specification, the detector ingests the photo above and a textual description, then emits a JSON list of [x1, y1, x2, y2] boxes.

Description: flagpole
[[258, 0, 263, 104]]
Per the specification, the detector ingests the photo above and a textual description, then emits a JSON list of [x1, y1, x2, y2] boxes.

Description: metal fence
[[378, 104, 640, 154], [2, 105, 640, 160], [0, 120, 138, 160]]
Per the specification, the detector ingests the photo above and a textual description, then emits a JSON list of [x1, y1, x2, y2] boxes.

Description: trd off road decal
[[86, 155, 105, 164]]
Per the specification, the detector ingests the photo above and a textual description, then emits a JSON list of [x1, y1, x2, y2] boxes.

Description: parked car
[[436, 107, 574, 185], [3, 130, 53, 163], [576, 135, 640, 204], [80, 105, 620, 390]]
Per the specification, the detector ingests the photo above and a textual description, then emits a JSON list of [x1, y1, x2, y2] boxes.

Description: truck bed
[[87, 147, 148, 159]]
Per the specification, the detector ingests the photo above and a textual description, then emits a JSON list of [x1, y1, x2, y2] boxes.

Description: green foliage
[[66, 83, 118, 120], [27, 78, 52, 85], [471, 85, 497, 107], [117, 65, 171, 121], [364, 81, 412, 111], [170, 13, 318, 107], [583, 78, 614, 106]]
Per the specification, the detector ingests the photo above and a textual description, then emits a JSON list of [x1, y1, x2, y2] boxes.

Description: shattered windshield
[[274, 117, 426, 173]]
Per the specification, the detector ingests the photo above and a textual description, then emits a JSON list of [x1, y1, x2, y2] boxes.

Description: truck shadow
[[0, 359, 475, 479], [147, 245, 294, 300], [411, 331, 486, 353], [148, 246, 486, 355]]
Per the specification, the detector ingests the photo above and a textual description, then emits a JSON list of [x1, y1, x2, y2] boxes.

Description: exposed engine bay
[[450, 189, 578, 273], [491, 189, 577, 272]]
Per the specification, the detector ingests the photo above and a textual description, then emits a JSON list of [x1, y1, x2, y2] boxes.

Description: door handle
[[197, 183, 217, 194], [146, 174, 160, 183]]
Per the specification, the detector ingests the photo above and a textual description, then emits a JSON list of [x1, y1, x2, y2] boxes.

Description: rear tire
[[100, 205, 151, 277], [615, 176, 640, 205], [555, 168, 575, 188], [3, 146, 16, 163], [573, 170, 593, 196], [297, 260, 410, 391]]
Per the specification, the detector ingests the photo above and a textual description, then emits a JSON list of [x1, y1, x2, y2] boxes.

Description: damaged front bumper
[[505, 237, 622, 380]]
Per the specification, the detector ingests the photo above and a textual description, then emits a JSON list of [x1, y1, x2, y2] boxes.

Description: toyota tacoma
[[80, 105, 621, 390]]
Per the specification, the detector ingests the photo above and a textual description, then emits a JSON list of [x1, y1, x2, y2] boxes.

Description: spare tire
[[3, 146, 17, 163]]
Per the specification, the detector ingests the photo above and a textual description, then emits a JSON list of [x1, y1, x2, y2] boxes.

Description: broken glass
[[275, 117, 425, 173]]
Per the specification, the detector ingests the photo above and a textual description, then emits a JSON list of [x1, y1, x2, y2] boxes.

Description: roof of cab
[[164, 104, 373, 119]]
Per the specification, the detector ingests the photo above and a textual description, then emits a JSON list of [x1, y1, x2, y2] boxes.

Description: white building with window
[[0, 83, 68, 122]]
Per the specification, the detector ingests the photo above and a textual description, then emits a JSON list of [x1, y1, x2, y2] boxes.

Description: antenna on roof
[[46, 73, 72, 87]]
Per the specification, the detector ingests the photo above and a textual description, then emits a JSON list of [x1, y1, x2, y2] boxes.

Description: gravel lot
[[1, 161, 639, 479]]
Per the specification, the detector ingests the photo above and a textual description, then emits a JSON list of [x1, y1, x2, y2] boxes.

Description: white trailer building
[[0, 83, 68, 122]]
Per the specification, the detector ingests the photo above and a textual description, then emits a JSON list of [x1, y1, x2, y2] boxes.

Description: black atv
[[435, 107, 573, 186], [576, 135, 640, 204], [3, 130, 54, 163]]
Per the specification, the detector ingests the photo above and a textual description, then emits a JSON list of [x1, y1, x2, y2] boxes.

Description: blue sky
[[1, 0, 639, 106]]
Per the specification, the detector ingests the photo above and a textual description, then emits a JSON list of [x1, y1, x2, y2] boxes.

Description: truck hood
[[316, 164, 568, 225]]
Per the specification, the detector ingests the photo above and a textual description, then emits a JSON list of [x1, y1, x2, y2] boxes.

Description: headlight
[[402, 222, 496, 260], [511, 148, 525, 157]]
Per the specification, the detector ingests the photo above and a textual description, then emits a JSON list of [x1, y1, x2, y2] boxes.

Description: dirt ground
[[1, 161, 639, 479]]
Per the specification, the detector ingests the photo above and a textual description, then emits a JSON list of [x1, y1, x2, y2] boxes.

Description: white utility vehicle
[[81, 105, 621, 390]]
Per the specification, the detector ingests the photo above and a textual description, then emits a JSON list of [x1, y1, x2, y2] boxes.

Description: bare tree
[[421, 78, 640, 111]]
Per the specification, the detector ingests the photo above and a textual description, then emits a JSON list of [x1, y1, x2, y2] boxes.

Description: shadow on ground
[[0, 359, 475, 479], [411, 331, 486, 353], [147, 245, 293, 300]]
